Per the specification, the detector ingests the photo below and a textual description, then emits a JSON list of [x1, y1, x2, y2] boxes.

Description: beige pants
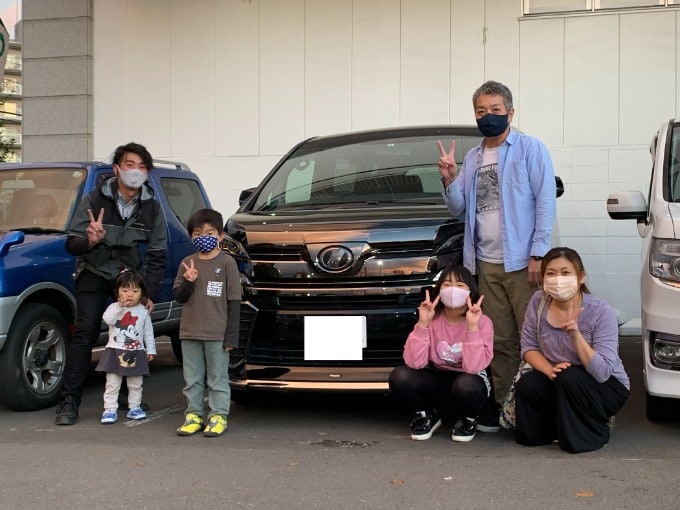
[[476, 260, 536, 406], [103, 373, 143, 411]]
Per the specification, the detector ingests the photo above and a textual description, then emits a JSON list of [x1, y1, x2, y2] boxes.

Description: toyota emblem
[[317, 245, 354, 273]]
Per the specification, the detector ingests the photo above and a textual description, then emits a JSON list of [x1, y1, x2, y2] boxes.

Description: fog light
[[652, 340, 680, 365]]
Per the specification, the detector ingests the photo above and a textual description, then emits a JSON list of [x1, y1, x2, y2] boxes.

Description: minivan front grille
[[275, 294, 423, 309], [247, 348, 404, 367]]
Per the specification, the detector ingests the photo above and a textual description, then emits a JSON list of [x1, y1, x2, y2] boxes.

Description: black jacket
[[65, 177, 167, 299]]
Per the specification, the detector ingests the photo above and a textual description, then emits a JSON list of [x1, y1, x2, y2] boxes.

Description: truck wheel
[[169, 333, 182, 363], [646, 392, 673, 422], [0, 304, 68, 411]]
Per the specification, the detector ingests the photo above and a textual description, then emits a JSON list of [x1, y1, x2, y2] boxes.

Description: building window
[[523, 0, 675, 15]]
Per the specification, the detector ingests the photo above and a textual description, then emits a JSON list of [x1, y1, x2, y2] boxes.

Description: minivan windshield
[[0, 168, 86, 233], [669, 123, 680, 203], [251, 133, 482, 212]]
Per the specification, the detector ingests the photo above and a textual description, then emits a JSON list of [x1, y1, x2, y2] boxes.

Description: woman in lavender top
[[515, 247, 629, 453]]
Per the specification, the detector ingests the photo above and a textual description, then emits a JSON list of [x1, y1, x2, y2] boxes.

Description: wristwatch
[[530, 256, 543, 261]]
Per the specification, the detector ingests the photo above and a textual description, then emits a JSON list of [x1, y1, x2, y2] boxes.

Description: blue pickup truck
[[0, 160, 211, 410]]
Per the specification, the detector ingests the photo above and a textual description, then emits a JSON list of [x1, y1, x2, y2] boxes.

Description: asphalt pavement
[[1, 336, 679, 510]]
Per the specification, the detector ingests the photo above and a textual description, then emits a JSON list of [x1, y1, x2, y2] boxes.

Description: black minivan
[[223, 126, 558, 395]]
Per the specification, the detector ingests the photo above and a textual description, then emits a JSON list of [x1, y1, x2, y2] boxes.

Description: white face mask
[[543, 275, 580, 301], [117, 167, 148, 189], [439, 286, 470, 309]]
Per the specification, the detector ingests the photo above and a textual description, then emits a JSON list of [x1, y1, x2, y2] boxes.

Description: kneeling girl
[[389, 265, 493, 442]]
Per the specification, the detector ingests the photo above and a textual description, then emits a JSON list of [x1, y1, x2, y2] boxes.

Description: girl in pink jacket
[[389, 265, 494, 442]]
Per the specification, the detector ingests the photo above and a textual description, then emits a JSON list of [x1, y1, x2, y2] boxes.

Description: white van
[[607, 118, 680, 421]]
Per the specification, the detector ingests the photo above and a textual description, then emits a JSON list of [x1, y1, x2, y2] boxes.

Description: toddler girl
[[95, 270, 156, 423]]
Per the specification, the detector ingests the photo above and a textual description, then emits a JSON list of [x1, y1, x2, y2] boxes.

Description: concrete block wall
[[21, 0, 92, 161]]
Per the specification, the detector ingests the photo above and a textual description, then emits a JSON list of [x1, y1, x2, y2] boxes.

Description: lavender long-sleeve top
[[520, 291, 630, 390]]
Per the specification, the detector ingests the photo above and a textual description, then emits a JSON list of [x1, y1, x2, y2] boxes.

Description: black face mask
[[476, 113, 509, 138]]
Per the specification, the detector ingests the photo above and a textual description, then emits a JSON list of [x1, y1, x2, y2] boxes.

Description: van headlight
[[650, 238, 680, 284], [651, 333, 680, 369], [220, 234, 253, 285]]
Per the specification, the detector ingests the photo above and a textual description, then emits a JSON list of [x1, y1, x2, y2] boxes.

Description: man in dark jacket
[[55, 142, 167, 425]]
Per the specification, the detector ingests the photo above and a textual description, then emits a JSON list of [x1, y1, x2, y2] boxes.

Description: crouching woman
[[516, 247, 630, 453], [389, 265, 493, 442]]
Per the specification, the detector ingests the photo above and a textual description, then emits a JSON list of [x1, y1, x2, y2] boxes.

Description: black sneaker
[[55, 396, 79, 426], [451, 417, 477, 442], [409, 410, 441, 440], [477, 402, 501, 433]]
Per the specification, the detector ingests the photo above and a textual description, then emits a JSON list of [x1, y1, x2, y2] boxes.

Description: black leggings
[[389, 365, 488, 419], [515, 365, 629, 453]]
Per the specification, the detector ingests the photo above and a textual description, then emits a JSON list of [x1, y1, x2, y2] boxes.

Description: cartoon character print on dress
[[113, 310, 143, 367], [118, 350, 137, 368], [436, 340, 463, 365]]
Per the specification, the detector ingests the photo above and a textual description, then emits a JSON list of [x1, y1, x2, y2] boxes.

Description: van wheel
[[646, 392, 673, 421], [0, 304, 68, 411], [169, 333, 182, 363]]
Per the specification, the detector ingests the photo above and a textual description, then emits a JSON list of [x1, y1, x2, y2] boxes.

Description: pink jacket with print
[[402, 313, 494, 374]]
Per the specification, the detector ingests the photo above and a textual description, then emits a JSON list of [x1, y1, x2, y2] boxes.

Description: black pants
[[515, 365, 629, 453], [60, 271, 115, 403], [388, 365, 488, 419]]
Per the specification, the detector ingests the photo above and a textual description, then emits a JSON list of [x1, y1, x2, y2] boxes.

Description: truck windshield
[[250, 133, 482, 212], [0, 168, 86, 233]]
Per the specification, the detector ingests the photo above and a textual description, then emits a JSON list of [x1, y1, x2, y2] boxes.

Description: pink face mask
[[439, 286, 470, 309], [543, 275, 579, 301]]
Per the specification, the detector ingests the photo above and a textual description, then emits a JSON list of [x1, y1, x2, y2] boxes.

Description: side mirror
[[555, 176, 564, 198], [606, 191, 647, 221], [239, 188, 256, 206], [0, 230, 25, 257]]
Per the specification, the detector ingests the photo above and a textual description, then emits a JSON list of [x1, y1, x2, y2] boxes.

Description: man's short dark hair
[[187, 208, 224, 236], [113, 142, 154, 170], [472, 80, 514, 111]]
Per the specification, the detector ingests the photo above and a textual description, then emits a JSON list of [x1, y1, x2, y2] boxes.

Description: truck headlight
[[650, 238, 680, 284]]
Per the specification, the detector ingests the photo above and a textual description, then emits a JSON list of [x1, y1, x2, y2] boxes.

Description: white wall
[[92, 0, 678, 321]]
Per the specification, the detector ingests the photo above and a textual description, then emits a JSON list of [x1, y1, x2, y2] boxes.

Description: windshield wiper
[[11, 227, 66, 234], [376, 198, 442, 205]]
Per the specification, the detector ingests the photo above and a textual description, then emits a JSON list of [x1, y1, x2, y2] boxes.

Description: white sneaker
[[101, 409, 117, 424]]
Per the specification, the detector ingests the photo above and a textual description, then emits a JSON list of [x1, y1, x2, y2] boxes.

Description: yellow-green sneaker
[[203, 415, 228, 437], [177, 413, 204, 436]]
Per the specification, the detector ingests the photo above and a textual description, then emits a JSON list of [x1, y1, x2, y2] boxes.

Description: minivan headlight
[[220, 234, 253, 285], [650, 238, 680, 284], [651, 333, 680, 369]]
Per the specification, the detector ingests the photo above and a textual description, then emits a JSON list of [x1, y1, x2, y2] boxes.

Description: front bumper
[[642, 274, 680, 399], [230, 292, 422, 391]]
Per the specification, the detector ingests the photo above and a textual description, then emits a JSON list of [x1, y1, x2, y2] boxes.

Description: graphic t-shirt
[[101, 302, 156, 355], [173, 251, 241, 341], [475, 146, 503, 263]]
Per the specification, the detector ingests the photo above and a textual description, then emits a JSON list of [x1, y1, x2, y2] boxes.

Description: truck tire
[[0, 304, 68, 411]]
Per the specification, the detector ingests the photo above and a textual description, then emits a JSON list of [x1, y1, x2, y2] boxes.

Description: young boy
[[173, 208, 241, 437]]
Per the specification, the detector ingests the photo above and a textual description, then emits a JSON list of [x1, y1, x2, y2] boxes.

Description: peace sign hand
[[562, 302, 584, 340], [465, 294, 485, 330], [181, 259, 198, 282], [416, 290, 440, 329], [85, 208, 106, 247], [437, 140, 457, 187]]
